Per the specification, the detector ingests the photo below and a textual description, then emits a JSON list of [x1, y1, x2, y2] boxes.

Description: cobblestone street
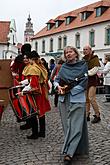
[[0, 94, 110, 165]]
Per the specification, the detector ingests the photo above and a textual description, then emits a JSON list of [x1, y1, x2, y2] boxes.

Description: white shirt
[[101, 61, 110, 85]]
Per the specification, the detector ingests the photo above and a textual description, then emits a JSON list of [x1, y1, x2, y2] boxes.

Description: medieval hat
[[21, 43, 31, 55], [30, 50, 40, 59]]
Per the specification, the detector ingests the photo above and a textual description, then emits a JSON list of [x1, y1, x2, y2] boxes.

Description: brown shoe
[[91, 115, 101, 124]]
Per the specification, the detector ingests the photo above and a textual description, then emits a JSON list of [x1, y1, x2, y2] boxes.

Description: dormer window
[[55, 21, 59, 28], [96, 6, 109, 17], [81, 12, 87, 20], [47, 24, 51, 30], [47, 23, 55, 30], [55, 20, 64, 28], [81, 11, 93, 21], [65, 14, 76, 25], [46, 19, 55, 30], [66, 17, 71, 25], [65, 16, 75, 25], [96, 7, 101, 17]]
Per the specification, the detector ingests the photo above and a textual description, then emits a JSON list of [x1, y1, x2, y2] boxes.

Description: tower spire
[[24, 14, 34, 43], [28, 13, 31, 22]]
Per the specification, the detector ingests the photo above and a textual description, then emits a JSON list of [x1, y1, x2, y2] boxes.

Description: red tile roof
[[95, 0, 110, 8], [80, 6, 94, 13], [54, 15, 65, 21], [32, 0, 110, 39], [47, 19, 55, 24], [0, 21, 10, 44]]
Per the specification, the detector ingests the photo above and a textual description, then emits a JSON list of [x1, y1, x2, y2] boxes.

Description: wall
[[31, 21, 110, 61]]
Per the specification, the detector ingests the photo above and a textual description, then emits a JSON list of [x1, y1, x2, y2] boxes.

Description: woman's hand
[[19, 81, 22, 85], [57, 85, 68, 95]]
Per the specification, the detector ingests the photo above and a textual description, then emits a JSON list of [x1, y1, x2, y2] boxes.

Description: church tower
[[24, 14, 34, 43]]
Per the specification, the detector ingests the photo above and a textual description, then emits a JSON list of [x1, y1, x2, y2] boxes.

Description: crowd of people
[[8, 43, 110, 165]]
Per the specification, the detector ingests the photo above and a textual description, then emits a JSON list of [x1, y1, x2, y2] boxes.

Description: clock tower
[[24, 14, 34, 43]]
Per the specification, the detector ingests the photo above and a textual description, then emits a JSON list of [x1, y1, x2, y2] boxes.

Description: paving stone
[[0, 95, 110, 165]]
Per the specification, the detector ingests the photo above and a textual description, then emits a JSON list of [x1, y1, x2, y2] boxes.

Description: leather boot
[[91, 115, 101, 124], [27, 116, 39, 139], [39, 115, 45, 138]]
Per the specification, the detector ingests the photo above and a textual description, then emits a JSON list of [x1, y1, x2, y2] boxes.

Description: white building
[[0, 19, 18, 59], [31, 0, 110, 61]]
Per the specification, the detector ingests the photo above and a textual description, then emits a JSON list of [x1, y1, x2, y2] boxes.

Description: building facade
[[31, 0, 110, 60], [0, 19, 18, 59]]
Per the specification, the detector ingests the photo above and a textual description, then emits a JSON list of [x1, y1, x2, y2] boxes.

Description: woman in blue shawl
[[54, 46, 89, 165]]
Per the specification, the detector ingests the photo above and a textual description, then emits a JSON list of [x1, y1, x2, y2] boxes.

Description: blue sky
[[0, 0, 98, 43]]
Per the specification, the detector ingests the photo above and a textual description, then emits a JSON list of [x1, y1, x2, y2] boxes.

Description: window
[[65, 16, 75, 25], [75, 32, 80, 49], [35, 42, 38, 52], [55, 21, 59, 28], [63, 36, 67, 48], [50, 38, 53, 52], [105, 27, 110, 45], [42, 40, 45, 53], [58, 37, 62, 50], [81, 11, 93, 21], [96, 6, 108, 17], [66, 17, 71, 25], [89, 30, 95, 47], [96, 7, 101, 17], [47, 23, 52, 30], [81, 12, 87, 20], [55, 20, 63, 28], [13, 35, 15, 45]]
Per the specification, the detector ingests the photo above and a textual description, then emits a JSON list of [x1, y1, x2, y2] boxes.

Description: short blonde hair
[[64, 46, 81, 60]]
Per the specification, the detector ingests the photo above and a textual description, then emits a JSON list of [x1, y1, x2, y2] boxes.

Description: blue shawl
[[56, 60, 88, 90]]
